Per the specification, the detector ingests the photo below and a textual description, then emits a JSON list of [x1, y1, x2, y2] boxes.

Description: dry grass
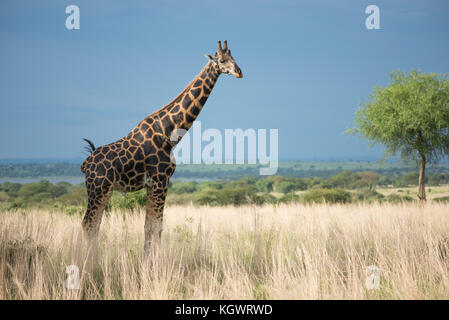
[[1, 203, 448, 299]]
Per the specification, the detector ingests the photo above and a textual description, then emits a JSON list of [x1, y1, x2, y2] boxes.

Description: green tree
[[400, 172, 420, 187], [255, 179, 274, 193], [18, 180, 52, 199], [428, 173, 449, 186], [349, 70, 449, 201], [279, 181, 297, 194], [357, 171, 380, 190], [0, 182, 22, 193], [322, 171, 361, 189], [170, 181, 198, 194], [278, 179, 307, 194], [378, 175, 394, 186], [301, 188, 351, 204]]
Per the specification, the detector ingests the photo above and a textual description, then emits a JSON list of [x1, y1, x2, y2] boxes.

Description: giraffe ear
[[205, 54, 218, 65]]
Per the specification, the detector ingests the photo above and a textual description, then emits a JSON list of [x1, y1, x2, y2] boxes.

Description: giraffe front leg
[[144, 181, 168, 256]]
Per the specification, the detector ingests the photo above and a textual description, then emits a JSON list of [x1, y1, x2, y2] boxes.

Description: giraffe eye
[[219, 59, 225, 63]]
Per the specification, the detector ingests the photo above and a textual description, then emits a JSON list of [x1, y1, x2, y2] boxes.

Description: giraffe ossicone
[[80, 40, 243, 254]]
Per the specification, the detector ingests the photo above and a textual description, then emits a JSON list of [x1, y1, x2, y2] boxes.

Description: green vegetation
[[349, 70, 449, 202], [0, 163, 82, 178], [433, 196, 449, 203], [2, 168, 442, 212], [2, 161, 449, 181], [300, 188, 351, 204], [0, 180, 86, 210]]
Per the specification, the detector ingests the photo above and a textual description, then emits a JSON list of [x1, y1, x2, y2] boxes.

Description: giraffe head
[[205, 40, 243, 78]]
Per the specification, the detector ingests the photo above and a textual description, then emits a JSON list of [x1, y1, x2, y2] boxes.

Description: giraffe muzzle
[[234, 67, 243, 78]]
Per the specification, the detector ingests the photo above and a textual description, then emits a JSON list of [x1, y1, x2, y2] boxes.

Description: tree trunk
[[418, 154, 426, 202]]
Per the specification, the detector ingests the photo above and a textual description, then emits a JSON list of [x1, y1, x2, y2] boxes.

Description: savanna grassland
[[1, 202, 448, 300]]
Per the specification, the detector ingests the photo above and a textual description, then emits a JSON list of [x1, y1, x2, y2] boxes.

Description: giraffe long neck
[[150, 62, 221, 137]]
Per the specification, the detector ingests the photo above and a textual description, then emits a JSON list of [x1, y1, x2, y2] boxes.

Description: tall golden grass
[[0, 203, 448, 299]]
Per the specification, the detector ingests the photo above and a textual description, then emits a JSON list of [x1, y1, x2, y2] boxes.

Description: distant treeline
[[1, 170, 449, 213], [1, 161, 449, 180], [0, 163, 82, 178]]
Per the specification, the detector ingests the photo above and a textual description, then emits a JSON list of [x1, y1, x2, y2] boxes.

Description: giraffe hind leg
[[80, 177, 113, 270], [82, 179, 113, 241]]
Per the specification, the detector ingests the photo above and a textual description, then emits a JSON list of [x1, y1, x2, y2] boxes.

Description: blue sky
[[1, 0, 448, 161]]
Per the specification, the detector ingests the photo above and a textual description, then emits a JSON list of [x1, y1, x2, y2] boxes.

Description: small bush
[[255, 179, 274, 193], [195, 186, 259, 206], [278, 193, 301, 204], [65, 206, 84, 216], [170, 181, 198, 194], [0, 191, 9, 202], [353, 189, 384, 203], [109, 190, 146, 211], [278, 180, 307, 194], [433, 196, 449, 203], [300, 188, 351, 204], [383, 194, 413, 203]]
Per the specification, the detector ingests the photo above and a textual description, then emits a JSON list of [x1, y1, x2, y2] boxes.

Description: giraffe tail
[[83, 138, 96, 154], [81, 159, 88, 173], [81, 138, 96, 173]]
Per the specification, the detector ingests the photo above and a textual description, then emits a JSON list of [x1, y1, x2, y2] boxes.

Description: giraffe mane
[[159, 62, 213, 110]]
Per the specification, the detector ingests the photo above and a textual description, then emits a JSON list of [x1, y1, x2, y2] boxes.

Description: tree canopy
[[349, 70, 449, 201]]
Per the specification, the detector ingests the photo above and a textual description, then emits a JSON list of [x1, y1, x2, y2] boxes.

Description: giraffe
[[80, 40, 243, 255]]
